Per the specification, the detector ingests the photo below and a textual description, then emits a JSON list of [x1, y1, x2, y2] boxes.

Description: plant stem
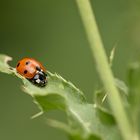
[[76, 0, 134, 140]]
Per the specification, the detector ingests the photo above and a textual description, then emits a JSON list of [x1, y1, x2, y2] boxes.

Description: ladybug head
[[30, 70, 47, 87]]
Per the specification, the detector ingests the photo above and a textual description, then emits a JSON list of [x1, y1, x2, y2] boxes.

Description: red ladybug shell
[[16, 58, 46, 79]]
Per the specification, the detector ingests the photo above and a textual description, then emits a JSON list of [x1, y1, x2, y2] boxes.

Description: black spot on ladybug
[[17, 63, 20, 67], [24, 70, 28, 74], [26, 61, 30, 65], [36, 66, 41, 71]]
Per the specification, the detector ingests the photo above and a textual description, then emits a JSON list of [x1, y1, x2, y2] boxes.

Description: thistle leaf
[[0, 54, 122, 140]]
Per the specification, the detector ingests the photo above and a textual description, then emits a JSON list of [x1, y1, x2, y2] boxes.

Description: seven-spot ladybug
[[16, 58, 47, 87]]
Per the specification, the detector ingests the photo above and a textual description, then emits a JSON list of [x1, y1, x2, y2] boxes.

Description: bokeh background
[[1, 0, 140, 140]]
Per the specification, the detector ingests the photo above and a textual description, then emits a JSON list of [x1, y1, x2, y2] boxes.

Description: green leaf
[[127, 62, 140, 134], [114, 78, 129, 96], [0, 54, 122, 140], [127, 62, 140, 106], [46, 119, 72, 134], [94, 78, 129, 114], [0, 54, 13, 74], [109, 46, 116, 67], [67, 104, 121, 140]]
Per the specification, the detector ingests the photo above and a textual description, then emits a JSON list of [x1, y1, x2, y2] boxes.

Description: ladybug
[[16, 58, 47, 87]]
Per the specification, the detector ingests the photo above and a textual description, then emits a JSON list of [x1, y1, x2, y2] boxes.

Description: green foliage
[[0, 54, 123, 140], [127, 63, 140, 134], [0, 54, 13, 74]]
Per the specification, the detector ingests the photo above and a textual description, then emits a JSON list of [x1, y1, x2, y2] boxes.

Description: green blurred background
[[1, 0, 140, 140]]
